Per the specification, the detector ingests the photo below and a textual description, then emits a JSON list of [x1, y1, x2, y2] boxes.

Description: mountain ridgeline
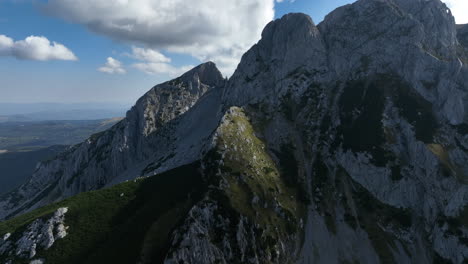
[[0, 0, 467, 263]]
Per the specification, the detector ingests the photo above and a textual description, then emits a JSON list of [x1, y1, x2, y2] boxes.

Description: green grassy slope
[[0, 163, 205, 264], [191, 107, 306, 263]]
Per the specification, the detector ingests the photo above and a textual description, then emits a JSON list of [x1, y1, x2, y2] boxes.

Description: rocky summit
[[0, 0, 467, 263]]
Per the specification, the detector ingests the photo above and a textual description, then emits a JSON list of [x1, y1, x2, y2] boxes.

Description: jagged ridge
[[0, 61, 224, 220]]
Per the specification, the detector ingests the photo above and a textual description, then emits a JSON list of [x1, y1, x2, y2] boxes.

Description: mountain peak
[[259, 12, 320, 52], [224, 12, 327, 106], [261, 12, 316, 38], [179, 61, 224, 87], [127, 62, 223, 137]]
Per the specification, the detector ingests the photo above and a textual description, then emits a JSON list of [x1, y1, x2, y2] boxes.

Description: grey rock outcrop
[[224, 13, 328, 107], [318, 0, 466, 125], [458, 24, 468, 64], [458, 24, 468, 48], [0, 207, 68, 260]]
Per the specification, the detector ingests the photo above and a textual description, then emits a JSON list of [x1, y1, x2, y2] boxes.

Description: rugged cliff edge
[[0, 62, 225, 220], [0, 0, 467, 263]]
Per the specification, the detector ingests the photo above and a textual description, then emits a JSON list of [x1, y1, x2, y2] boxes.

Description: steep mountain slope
[[0, 62, 225, 220], [1, 0, 467, 263], [0, 163, 205, 264]]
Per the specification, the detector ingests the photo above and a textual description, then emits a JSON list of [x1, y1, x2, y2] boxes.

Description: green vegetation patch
[[215, 107, 302, 220], [203, 107, 306, 262], [0, 163, 204, 264]]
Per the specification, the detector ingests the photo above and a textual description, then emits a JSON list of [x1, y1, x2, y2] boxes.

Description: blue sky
[[1, 0, 438, 104]]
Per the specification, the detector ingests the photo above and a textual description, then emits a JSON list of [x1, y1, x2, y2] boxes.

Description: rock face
[[0, 208, 68, 260], [1, 0, 468, 263], [318, 0, 466, 125], [459, 24, 468, 64], [457, 24, 468, 45], [224, 13, 328, 107]]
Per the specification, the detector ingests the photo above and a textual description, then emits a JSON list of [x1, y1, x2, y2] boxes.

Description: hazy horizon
[[0, 102, 130, 120]]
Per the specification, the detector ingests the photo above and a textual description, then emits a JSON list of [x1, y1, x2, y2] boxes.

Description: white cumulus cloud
[[0, 34, 77, 61], [128, 46, 193, 76], [98, 57, 126, 74], [443, 0, 468, 24], [42, 0, 275, 75], [132, 62, 193, 76], [0, 35, 14, 56], [128, 47, 171, 63]]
